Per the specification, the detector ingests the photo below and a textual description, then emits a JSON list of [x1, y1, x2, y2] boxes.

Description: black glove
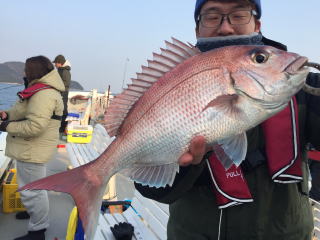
[[110, 222, 134, 240], [0, 121, 10, 132]]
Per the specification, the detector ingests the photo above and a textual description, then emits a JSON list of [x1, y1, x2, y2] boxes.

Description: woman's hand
[[0, 111, 8, 121]]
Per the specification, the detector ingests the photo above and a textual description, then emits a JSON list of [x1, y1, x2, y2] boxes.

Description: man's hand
[[178, 136, 207, 166]]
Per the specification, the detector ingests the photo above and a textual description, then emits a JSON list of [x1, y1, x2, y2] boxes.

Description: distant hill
[[0, 61, 83, 90], [69, 81, 83, 90], [0, 62, 24, 84]]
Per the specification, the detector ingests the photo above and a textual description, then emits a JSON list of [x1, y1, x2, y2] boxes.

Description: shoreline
[[0, 82, 22, 85]]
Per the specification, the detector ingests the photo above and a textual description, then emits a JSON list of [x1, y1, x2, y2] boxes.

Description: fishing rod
[[0, 84, 23, 91]]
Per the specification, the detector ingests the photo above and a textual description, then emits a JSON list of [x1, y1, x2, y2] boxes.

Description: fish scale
[[19, 39, 311, 239]]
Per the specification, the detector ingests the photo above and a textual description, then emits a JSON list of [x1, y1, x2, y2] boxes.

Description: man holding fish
[[135, 0, 320, 239]]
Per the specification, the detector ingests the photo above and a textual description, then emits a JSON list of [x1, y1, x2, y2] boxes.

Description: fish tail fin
[[19, 161, 110, 240]]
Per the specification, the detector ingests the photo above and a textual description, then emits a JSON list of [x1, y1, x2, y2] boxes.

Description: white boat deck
[[0, 145, 75, 239], [0, 90, 127, 240], [0, 143, 135, 240]]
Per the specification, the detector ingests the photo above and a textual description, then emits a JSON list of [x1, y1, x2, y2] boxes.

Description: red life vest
[[18, 83, 52, 100], [207, 97, 302, 208], [309, 150, 320, 161]]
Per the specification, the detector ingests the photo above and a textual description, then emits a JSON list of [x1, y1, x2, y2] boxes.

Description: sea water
[[0, 83, 24, 109]]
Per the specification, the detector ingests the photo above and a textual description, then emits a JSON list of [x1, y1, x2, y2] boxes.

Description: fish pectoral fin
[[122, 163, 180, 188], [203, 94, 241, 118], [213, 133, 247, 169]]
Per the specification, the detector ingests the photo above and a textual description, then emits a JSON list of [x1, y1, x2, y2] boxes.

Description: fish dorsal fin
[[105, 37, 199, 136]]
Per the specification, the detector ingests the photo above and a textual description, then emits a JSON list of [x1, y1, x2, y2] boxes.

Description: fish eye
[[252, 51, 269, 64]]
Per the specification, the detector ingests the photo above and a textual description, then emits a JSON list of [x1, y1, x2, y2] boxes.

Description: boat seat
[[66, 123, 169, 240], [311, 199, 320, 239]]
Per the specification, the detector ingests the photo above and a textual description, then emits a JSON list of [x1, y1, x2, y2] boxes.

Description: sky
[[1, 0, 319, 94]]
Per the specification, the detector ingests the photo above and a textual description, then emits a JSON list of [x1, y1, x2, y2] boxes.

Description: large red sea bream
[[20, 38, 315, 239]]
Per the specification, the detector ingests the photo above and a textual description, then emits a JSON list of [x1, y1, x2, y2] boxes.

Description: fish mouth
[[285, 56, 309, 75], [237, 59, 320, 108], [284, 58, 320, 96]]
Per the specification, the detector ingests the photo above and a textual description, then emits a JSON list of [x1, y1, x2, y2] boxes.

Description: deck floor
[[0, 147, 75, 240], [0, 142, 135, 240]]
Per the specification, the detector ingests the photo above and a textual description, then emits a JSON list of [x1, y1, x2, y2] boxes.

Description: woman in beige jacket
[[0, 56, 65, 240]]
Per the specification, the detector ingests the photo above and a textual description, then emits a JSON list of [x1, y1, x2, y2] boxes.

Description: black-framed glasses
[[199, 10, 257, 28]]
